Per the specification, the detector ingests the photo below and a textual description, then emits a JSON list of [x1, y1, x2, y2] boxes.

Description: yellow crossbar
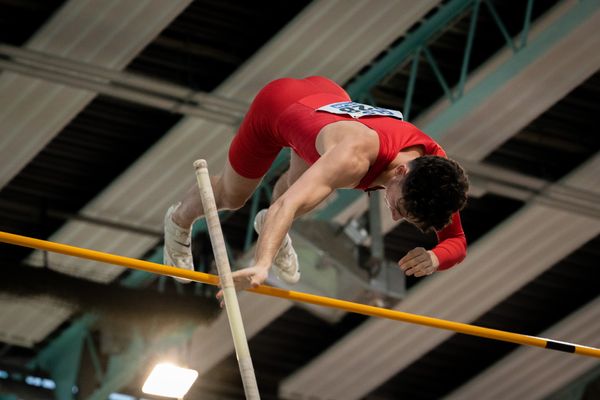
[[1, 230, 598, 359]]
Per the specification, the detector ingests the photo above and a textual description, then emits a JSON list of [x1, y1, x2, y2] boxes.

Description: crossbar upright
[[193, 159, 260, 400]]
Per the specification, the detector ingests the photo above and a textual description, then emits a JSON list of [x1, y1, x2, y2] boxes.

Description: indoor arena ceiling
[[0, 1, 599, 400]]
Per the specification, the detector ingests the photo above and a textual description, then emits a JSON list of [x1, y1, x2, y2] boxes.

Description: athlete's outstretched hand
[[399, 247, 439, 277], [215, 266, 269, 307]]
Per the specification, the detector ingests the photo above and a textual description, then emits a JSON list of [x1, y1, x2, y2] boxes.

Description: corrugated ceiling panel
[[0, 295, 72, 347], [0, 0, 192, 190]]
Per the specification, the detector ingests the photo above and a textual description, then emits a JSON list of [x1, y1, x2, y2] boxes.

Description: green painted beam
[[424, 0, 600, 139], [316, 0, 599, 220], [345, 0, 474, 98], [28, 315, 96, 400]]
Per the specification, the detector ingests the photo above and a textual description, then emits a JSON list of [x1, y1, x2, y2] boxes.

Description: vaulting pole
[[0, 230, 599, 359], [193, 159, 260, 400]]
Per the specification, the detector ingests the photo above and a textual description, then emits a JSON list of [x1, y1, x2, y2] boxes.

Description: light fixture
[[142, 363, 198, 398]]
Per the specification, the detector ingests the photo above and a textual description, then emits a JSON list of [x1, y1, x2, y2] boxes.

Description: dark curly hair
[[401, 156, 469, 232]]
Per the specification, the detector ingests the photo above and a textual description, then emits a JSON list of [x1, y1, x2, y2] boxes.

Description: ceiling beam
[[0, 44, 247, 124], [0, 0, 192, 190], [333, 0, 600, 230]]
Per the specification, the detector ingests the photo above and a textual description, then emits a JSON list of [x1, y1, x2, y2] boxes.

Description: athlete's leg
[[164, 79, 291, 279], [172, 160, 262, 229], [164, 160, 263, 283]]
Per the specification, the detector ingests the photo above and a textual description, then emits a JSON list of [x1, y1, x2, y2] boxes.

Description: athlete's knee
[[213, 179, 250, 211], [215, 192, 243, 211], [222, 193, 249, 211]]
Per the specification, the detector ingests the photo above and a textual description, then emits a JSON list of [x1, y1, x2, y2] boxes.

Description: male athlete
[[163, 76, 468, 292]]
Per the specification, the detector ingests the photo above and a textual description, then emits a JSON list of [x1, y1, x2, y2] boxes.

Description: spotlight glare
[[142, 363, 198, 398]]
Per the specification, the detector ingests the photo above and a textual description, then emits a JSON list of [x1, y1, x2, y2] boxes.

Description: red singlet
[[229, 77, 466, 270]]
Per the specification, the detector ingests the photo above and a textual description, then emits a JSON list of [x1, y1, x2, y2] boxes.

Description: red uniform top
[[230, 77, 466, 270]]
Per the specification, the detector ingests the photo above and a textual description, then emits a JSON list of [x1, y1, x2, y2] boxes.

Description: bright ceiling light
[[142, 363, 198, 398]]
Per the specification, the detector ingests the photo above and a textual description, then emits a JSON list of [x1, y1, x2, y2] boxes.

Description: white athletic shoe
[[254, 209, 300, 284], [164, 203, 194, 283]]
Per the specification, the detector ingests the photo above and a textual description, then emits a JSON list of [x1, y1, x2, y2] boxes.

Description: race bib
[[317, 101, 403, 120]]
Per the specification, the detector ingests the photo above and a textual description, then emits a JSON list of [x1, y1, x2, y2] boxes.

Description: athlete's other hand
[[399, 247, 439, 277], [215, 266, 269, 307]]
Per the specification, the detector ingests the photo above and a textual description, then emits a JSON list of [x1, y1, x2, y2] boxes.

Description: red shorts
[[228, 76, 350, 179]]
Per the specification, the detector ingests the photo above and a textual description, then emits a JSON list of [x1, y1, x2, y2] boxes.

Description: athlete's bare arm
[[217, 135, 375, 296], [256, 142, 368, 261]]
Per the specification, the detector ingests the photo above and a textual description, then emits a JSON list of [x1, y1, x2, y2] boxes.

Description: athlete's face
[[384, 165, 412, 222], [385, 184, 406, 221]]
